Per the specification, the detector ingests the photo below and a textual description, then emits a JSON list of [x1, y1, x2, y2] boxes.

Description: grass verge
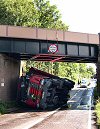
[[93, 86, 100, 126], [0, 101, 19, 114], [95, 100, 100, 125]]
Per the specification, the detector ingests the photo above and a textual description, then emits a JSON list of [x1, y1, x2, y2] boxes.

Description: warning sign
[[48, 44, 58, 53]]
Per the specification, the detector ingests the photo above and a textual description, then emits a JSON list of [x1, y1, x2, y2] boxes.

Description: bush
[[0, 101, 7, 114], [94, 86, 100, 126], [95, 101, 100, 125], [0, 101, 19, 114]]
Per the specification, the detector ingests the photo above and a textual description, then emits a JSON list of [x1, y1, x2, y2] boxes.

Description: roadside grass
[[0, 101, 19, 114], [94, 86, 100, 126], [95, 100, 100, 125]]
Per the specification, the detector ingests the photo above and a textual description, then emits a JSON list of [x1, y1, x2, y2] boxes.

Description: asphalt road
[[30, 82, 97, 129], [0, 80, 97, 129]]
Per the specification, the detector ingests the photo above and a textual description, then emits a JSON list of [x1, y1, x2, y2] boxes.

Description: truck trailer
[[17, 67, 75, 109]]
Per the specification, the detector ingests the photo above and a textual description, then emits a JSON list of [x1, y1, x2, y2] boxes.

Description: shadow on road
[[6, 103, 69, 115]]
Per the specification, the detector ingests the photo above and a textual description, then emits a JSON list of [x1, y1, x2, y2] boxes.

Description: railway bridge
[[0, 25, 99, 101]]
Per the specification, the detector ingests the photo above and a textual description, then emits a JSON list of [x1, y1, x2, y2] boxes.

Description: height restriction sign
[[48, 44, 58, 53]]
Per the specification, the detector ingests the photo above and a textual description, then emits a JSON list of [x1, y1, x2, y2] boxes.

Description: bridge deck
[[0, 25, 99, 44], [0, 25, 99, 63]]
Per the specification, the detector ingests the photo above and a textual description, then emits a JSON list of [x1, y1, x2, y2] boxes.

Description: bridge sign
[[48, 44, 58, 53]]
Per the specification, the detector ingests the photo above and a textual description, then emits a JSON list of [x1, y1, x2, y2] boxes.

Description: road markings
[[68, 89, 80, 101], [13, 108, 60, 129]]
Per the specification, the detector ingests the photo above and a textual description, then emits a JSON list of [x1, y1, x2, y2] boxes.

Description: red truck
[[17, 67, 75, 109]]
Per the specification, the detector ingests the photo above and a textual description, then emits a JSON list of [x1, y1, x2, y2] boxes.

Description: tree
[[58, 63, 79, 81], [34, 0, 68, 30], [0, 0, 40, 27], [0, 0, 68, 30], [86, 66, 95, 78]]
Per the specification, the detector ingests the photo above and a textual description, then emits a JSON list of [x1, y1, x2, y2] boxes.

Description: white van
[[80, 79, 89, 88]]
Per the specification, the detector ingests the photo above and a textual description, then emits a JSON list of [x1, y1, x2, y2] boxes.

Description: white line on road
[[13, 108, 60, 129], [68, 89, 80, 101]]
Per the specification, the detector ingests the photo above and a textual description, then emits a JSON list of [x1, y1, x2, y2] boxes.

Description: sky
[[50, 0, 100, 34], [50, 0, 97, 71]]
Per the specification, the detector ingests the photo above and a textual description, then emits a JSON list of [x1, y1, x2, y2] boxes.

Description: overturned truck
[[17, 67, 75, 109]]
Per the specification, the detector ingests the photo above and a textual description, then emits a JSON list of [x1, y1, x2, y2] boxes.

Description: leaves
[[26, 61, 95, 82], [0, 0, 39, 26], [0, 0, 68, 30]]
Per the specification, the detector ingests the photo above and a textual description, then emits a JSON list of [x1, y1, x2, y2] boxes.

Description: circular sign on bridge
[[48, 44, 58, 53]]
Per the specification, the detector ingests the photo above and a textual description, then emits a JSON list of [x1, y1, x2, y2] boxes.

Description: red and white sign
[[48, 44, 58, 53]]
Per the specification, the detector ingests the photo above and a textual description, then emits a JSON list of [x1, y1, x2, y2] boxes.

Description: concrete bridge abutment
[[0, 54, 20, 101]]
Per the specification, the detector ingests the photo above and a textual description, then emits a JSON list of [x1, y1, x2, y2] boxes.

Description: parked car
[[80, 79, 89, 88]]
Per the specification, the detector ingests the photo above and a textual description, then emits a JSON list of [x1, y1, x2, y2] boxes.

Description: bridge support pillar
[[0, 54, 20, 101]]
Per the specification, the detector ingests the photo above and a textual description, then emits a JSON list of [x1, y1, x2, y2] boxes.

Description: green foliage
[[34, 0, 68, 30], [53, 62, 59, 75], [94, 87, 100, 126], [26, 61, 95, 82], [58, 63, 79, 81], [0, 0, 68, 30], [87, 66, 94, 78], [0, 101, 19, 114], [0, 0, 39, 26], [95, 101, 100, 125], [0, 101, 6, 114]]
